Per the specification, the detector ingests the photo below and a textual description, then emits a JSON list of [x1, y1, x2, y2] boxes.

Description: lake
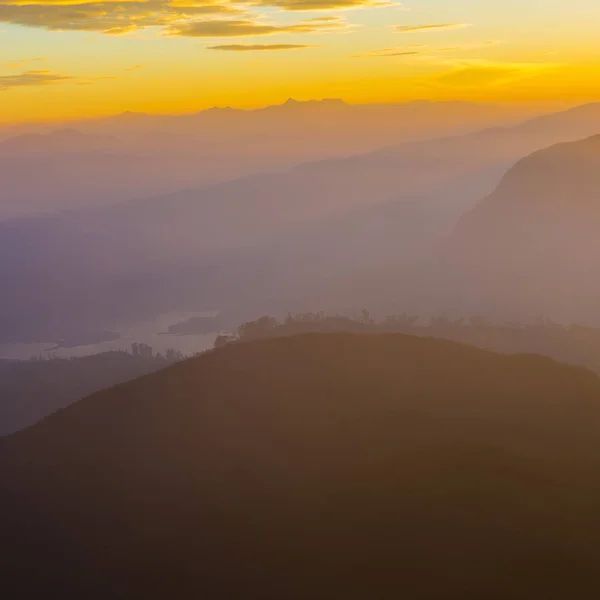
[[0, 311, 222, 360]]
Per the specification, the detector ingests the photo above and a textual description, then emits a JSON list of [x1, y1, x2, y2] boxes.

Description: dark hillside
[[3, 334, 600, 599]]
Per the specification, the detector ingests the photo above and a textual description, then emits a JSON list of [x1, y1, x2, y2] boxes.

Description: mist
[[6, 95, 600, 598], [3, 99, 600, 350]]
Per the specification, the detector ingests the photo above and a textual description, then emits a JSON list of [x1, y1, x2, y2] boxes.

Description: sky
[[1, 0, 600, 121]]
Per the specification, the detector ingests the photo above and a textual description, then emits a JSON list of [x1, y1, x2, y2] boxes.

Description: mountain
[[438, 134, 600, 322], [4, 102, 600, 341], [0, 100, 532, 221], [0, 129, 124, 156], [374, 101, 600, 165], [48, 100, 600, 262], [4, 333, 600, 598], [63, 99, 537, 155]]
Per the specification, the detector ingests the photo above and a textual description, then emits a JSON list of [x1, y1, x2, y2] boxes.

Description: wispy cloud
[[7, 57, 47, 69], [435, 41, 500, 52], [352, 48, 420, 59], [352, 39, 501, 60], [432, 60, 559, 88], [125, 64, 145, 71], [0, 69, 74, 91], [208, 43, 317, 51], [396, 23, 471, 33]]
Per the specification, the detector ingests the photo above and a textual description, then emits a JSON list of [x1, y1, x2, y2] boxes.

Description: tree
[[237, 317, 277, 341]]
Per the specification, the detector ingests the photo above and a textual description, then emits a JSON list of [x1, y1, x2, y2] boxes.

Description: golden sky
[[1, 0, 600, 121]]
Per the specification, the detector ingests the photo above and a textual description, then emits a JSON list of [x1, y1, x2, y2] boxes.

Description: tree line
[[216, 312, 600, 375]]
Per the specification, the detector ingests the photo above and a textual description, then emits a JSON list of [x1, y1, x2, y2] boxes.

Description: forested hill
[[3, 333, 600, 598]]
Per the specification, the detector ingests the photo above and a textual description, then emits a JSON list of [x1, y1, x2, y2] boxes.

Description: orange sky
[[1, 0, 600, 121]]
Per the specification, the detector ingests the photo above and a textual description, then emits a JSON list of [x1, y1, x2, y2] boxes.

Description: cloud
[[432, 61, 558, 88], [396, 23, 471, 33], [352, 49, 420, 59], [351, 39, 502, 60], [435, 40, 501, 52], [125, 64, 145, 70], [246, 0, 390, 10], [0, 0, 369, 35], [437, 64, 521, 86], [0, 1, 241, 34], [208, 43, 316, 50], [7, 57, 47, 68], [0, 69, 74, 90], [168, 16, 345, 37]]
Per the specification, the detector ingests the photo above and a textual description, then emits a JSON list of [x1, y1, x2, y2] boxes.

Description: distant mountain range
[[4, 333, 600, 598], [2, 98, 536, 150], [433, 134, 600, 322], [4, 101, 600, 341], [0, 128, 125, 156], [0, 99, 536, 221]]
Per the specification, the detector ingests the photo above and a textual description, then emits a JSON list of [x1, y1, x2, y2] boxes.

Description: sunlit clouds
[[168, 16, 346, 37], [1, 0, 600, 120], [0, 0, 378, 34]]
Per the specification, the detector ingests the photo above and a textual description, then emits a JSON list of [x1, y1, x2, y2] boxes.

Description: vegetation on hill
[[220, 311, 600, 375], [3, 333, 600, 598]]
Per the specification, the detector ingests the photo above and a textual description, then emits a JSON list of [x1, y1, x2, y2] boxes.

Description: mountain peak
[[279, 97, 347, 107]]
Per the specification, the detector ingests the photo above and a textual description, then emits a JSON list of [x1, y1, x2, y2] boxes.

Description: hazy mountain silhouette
[[0, 138, 292, 221], [51, 98, 536, 156], [0, 100, 533, 220], [56, 100, 600, 260], [0, 129, 124, 156], [4, 333, 600, 598], [0, 349, 182, 436], [4, 102, 600, 341], [437, 134, 600, 322]]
